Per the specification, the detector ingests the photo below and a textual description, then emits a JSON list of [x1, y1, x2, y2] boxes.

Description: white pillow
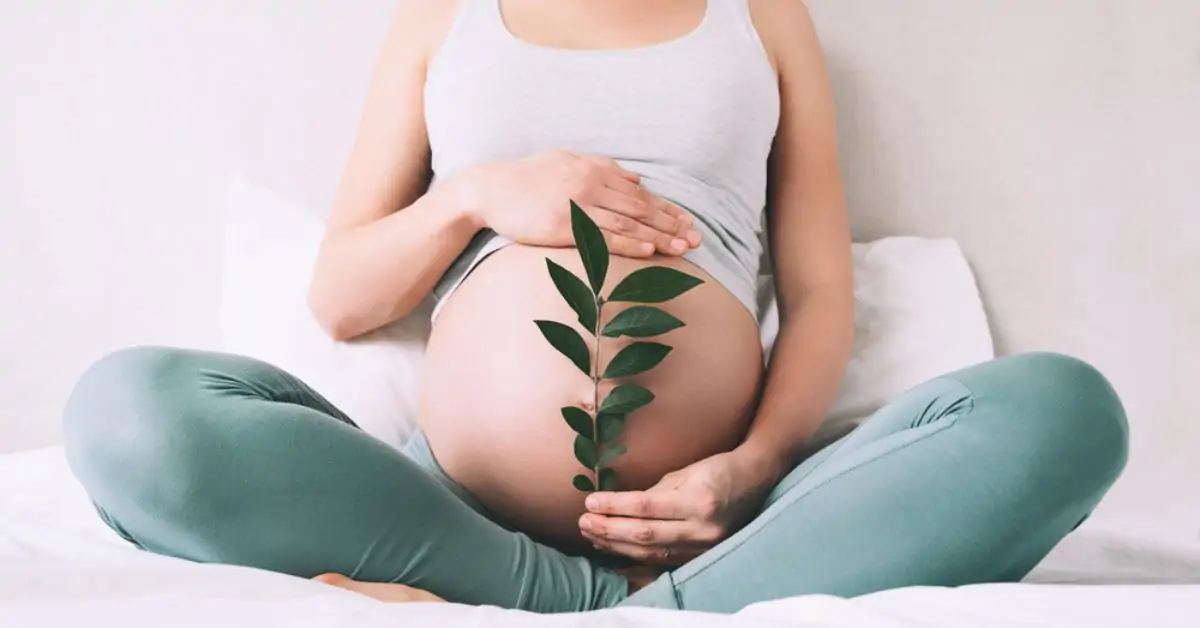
[[219, 178, 430, 450], [221, 178, 993, 452]]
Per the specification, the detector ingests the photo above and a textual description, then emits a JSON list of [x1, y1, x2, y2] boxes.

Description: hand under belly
[[418, 244, 764, 551]]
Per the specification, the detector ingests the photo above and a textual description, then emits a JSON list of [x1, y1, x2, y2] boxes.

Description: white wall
[[1, 1, 396, 450], [2, 1, 1198, 540], [807, 0, 1200, 539]]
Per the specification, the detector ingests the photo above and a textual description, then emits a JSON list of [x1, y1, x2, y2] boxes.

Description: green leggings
[[62, 347, 1127, 613]]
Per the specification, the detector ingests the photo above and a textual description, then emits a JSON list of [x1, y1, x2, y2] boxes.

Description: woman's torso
[[417, 0, 780, 550]]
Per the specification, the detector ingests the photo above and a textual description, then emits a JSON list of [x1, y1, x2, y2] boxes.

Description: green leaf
[[546, 259, 597, 333], [561, 407, 594, 439], [574, 435, 597, 469], [534, 320, 591, 375], [598, 468, 617, 491], [571, 201, 609, 294], [608, 267, 704, 304], [598, 444, 628, 468], [573, 474, 595, 492], [597, 412, 625, 443], [603, 342, 672, 379], [600, 384, 655, 415], [601, 306, 685, 338]]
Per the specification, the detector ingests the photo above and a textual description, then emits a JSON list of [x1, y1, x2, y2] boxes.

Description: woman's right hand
[[456, 150, 702, 258]]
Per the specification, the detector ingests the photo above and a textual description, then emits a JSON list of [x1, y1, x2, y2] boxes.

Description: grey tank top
[[427, 0, 780, 321]]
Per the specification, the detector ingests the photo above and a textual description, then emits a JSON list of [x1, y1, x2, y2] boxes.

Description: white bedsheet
[[3, 447, 1199, 627]]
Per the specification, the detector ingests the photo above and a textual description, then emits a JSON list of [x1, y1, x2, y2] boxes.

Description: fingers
[[572, 154, 703, 253], [589, 208, 689, 256], [595, 186, 693, 242], [584, 532, 707, 566], [577, 203, 659, 257], [598, 170, 643, 198], [600, 175, 690, 226], [602, 231, 656, 258], [599, 176, 702, 248], [580, 512, 726, 566], [588, 538, 705, 566], [580, 155, 641, 183], [580, 514, 724, 547], [584, 489, 691, 520]]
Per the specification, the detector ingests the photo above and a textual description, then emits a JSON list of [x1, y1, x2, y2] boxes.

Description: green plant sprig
[[535, 201, 703, 492]]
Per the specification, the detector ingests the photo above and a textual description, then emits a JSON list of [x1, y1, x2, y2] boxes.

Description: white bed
[[3, 447, 1199, 627]]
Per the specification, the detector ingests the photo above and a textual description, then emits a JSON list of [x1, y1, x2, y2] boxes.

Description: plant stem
[[592, 297, 603, 484]]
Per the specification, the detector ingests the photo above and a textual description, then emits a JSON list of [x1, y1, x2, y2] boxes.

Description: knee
[[64, 346, 188, 445], [995, 352, 1129, 488], [62, 346, 212, 506]]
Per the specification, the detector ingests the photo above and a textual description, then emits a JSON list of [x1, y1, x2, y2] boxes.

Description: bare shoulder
[[746, 0, 822, 73], [388, 0, 462, 63]]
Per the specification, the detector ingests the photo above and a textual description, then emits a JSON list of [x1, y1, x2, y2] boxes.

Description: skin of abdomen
[[418, 244, 765, 552]]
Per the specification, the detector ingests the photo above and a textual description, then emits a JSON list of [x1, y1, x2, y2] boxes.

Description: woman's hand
[[579, 448, 787, 566], [457, 150, 702, 258]]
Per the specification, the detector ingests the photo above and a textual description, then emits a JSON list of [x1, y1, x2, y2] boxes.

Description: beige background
[[2, 1, 1197, 542]]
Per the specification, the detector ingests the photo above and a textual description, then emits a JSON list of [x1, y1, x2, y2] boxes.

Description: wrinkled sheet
[[4, 447, 1198, 627]]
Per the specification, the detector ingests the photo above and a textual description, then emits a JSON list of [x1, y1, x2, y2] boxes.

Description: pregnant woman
[[63, 0, 1128, 614]]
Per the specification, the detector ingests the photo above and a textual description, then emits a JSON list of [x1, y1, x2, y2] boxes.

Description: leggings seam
[[670, 572, 684, 609], [760, 435, 855, 507], [673, 394, 975, 589]]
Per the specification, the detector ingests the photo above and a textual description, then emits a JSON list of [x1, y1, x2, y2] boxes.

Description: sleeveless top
[[426, 0, 780, 321]]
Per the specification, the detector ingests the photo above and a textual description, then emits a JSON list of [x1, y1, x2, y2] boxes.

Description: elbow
[[306, 237, 426, 341], [307, 279, 360, 342], [307, 238, 369, 342], [307, 276, 421, 342]]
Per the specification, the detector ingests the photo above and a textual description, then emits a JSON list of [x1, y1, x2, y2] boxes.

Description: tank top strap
[[439, 0, 508, 49], [706, 0, 751, 20], [705, 0, 766, 45]]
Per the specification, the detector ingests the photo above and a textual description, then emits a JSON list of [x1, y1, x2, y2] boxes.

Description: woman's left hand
[[579, 448, 785, 566]]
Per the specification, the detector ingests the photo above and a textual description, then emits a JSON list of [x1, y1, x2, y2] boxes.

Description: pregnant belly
[[418, 244, 764, 551]]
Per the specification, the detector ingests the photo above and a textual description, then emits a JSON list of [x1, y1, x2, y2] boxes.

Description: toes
[[312, 573, 352, 587], [312, 573, 446, 604]]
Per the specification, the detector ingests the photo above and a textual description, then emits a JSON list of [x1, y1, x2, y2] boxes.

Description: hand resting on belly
[[419, 244, 764, 552]]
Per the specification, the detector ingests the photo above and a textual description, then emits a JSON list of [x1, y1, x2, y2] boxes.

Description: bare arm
[[308, 1, 700, 340], [308, 1, 475, 341], [737, 0, 855, 478]]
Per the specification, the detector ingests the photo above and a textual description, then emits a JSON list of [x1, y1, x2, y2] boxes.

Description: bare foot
[[312, 573, 446, 604]]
